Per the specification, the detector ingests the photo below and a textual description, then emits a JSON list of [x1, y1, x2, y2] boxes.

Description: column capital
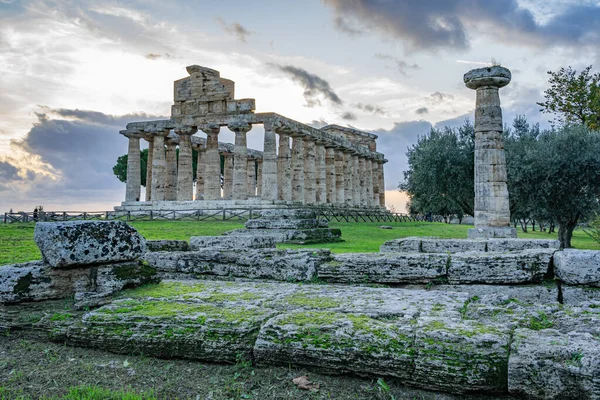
[[174, 125, 198, 136], [464, 66, 511, 90], [227, 122, 252, 133], [144, 128, 170, 137], [120, 130, 145, 139], [199, 124, 221, 135]]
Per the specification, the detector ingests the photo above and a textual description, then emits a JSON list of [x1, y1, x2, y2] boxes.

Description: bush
[[584, 213, 600, 245]]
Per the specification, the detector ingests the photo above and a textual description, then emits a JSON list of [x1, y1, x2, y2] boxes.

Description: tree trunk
[[520, 218, 528, 233], [531, 220, 536, 231], [558, 218, 578, 249]]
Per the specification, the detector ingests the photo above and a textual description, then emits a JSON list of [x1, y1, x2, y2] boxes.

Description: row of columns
[[123, 122, 385, 207]]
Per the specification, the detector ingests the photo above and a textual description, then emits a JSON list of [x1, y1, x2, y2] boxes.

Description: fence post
[[222, 209, 226, 220], [249, 209, 253, 220], [150, 211, 153, 221]]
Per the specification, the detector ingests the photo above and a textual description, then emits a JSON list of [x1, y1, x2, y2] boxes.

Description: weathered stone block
[[189, 235, 275, 250], [421, 239, 487, 254], [379, 237, 423, 253], [429, 284, 558, 305], [257, 209, 317, 220], [244, 218, 328, 230], [487, 238, 560, 252], [448, 250, 553, 284], [225, 228, 342, 244], [0, 261, 158, 305], [146, 240, 189, 252], [508, 329, 600, 400], [561, 285, 600, 306], [34, 221, 146, 268], [554, 249, 600, 287], [468, 226, 517, 239], [319, 253, 448, 284]]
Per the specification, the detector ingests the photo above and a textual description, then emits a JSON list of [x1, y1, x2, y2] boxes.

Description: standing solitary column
[[200, 124, 221, 200], [195, 143, 205, 200], [352, 154, 361, 207], [291, 133, 305, 203], [176, 126, 197, 201], [145, 137, 154, 201], [304, 137, 317, 205], [277, 130, 292, 202], [150, 129, 170, 201], [222, 152, 234, 199], [247, 156, 256, 197], [344, 151, 354, 207], [465, 66, 516, 239], [325, 145, 336, 204], [229, 122, 251, 201], [165, 139, 178, 201], [123, 131, 142, 202], [261, 122, 278, 200], [334, 149, 345, 205], [315, 143, 327, 204]]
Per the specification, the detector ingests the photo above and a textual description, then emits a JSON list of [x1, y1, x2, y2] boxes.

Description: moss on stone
[[121, 281, 208, 299], [284, 293, 342, 309]]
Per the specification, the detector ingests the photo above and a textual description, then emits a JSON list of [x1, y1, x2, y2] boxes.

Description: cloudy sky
[[1, 0, 599, 213]]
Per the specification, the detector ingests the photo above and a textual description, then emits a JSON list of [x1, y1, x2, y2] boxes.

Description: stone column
[[379, 161, 386, 208], [261, 123, 278, 200], [200, 124, 221, 200], [222, 152, 234, 199], [247, 156, 256, 197], [194, 143, 205, 200], [352, 155, 361, 207], [303, 136, 317, 205], [277, 130, 292, 202], [165, 139, 178, 201], [365, 158, 373, 207], [256, 159, 263, 197], [228, 122, 251, 201], [145, 138, 154, 201], [371, 160, 379, 207], [175, 126, 196, 201], [150, 130, 170, 201], [123, 132, 142, 202], [334, 149, 345, 205], [344, 151, 354, 207], [325, 146, 336, 205], [315, 143, 327, 204], [465, 66, 516, 239], [291, 133, 305, 203]]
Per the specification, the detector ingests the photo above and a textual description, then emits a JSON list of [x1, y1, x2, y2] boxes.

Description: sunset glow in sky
[[1, 0, 599, 212]]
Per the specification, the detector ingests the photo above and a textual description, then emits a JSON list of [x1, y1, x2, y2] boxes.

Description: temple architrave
[[116, 65, 387, 212]]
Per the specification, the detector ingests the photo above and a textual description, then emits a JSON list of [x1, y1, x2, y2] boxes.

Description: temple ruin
[[117, 65, 387, 211]]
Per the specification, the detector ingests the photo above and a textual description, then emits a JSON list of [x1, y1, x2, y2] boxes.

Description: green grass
[[0, 385, 155, 399], [0, 220, 598, 265]]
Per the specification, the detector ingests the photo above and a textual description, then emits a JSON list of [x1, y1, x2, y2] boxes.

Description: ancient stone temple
[[117, 65, 387, 212]]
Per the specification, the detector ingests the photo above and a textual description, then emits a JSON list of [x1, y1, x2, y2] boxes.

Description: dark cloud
[[323, 0, 600, 51], [415, 107, 429, 115], [217, 17, 253, 43], [429, 92, 454, 103], [274, 64, 343, 107], [333, 16, 364, 36], [341, 111, 357, 121], [375, 53, 420, 76], [354, 103, 387, 116], [0, 161, 20, 181], [42, 107, 166, 127]]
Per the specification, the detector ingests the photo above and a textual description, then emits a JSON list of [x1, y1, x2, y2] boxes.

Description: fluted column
[[352, 155, 361, 206], [344, 151, 354, 207], [175, 126, 196, 201], [334, 149, 345, 205], [315, 143, 327, 205], [277, 130, 292, 202], [304, 137, 316, 205], [291, 133, 305, 203], [325, 146, 336, 205], [365, 158, 373, 207], [222, 152, 234, 199], [145, 138, 154, 201], [247, 157, 256, 197], [194, 143, 205, 200], [165, 139, 178, 201], [200, 124, 221, 200], [123, 132, 142, 202], [257, 159, 263, 197], [261, 123, 278, 200], [229, 122, 251, 200], [371, 160, 380, 207], [379, 162, 386, 208], [150, 130, 170, 201]]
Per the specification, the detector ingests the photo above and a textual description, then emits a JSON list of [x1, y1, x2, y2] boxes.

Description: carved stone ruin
[[117, 65, 387, 212]]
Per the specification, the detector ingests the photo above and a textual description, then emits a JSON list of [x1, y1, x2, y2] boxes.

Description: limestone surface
[[487, 238, 560, 252], [554, 249, 600, 286], [146, 240, 189, 252], [244, 218, 328, 230], [225, 228, 342, 245], [34, 221, 146, 268], [189, 235, 275, 250], [561, 285, 600, 306]]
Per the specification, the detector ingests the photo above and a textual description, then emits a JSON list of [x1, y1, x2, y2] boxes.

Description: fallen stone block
[[189, 235, 275, 250], [561, 285, 600, 306], [421, 239, 487, 254], [244, 218, 328, 230], [225, 228, 342, 244], [257, 209, 317, 220], [427, 284, 558, 305], [379, 237, 428, 253], [554, 249, 600, 287], [318, 252, 448, 284], [0, 261, 158, 305], [448, 250, 553, 284], [146, 240, 189, 252], [487, 238, 560, 252], [508, 329, 600, 400], [142, 249, 330, 281], [34, 221, 146, 268]]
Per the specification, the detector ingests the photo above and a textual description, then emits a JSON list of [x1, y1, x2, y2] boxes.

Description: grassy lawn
[[1, 220, 598, 265]]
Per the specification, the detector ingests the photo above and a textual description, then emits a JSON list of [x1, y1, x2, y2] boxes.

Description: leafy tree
[[400, 121, 474, 220], [537, 65, 600, 130]]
